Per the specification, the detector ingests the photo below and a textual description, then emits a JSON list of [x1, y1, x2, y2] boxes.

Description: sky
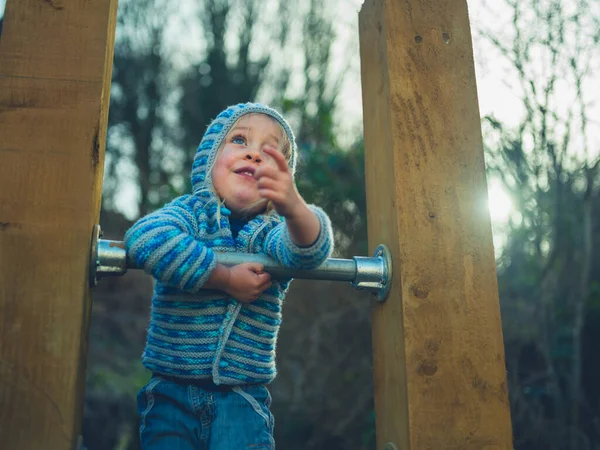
[[300, 0, 526, 228], [329, 0, 599, 251], [3, 0, 598, 249], [327, 0, 520, 246], [161, 0, 598, 252], [1, 0, 596, 145]]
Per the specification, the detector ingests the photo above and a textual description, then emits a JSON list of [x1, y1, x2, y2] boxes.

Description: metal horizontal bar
[[94, 238, 357, 281], [212, 252, 357, 282], [89, 225, 391, 301]]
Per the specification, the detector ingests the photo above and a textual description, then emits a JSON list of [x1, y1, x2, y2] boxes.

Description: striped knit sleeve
[[124, 200, 216, 293], [263, 205, 334, 269]]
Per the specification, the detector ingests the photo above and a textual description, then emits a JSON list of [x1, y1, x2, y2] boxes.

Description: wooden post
[[0, 1, 118, 448], [359, 1, 513, 449]]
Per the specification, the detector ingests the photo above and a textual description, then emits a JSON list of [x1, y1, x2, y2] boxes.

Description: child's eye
[[231, 135, 246, 145]]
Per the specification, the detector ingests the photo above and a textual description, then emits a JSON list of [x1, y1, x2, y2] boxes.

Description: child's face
[[212, 114, 284, 216]]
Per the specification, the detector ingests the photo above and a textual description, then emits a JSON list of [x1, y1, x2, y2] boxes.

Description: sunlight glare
[[487, 180, 513, 223]]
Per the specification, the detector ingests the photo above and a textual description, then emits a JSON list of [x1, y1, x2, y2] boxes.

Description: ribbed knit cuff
[[280, 205, 333, 269]]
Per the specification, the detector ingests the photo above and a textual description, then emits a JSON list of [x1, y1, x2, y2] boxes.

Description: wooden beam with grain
[[0, 1, 118, 448], [359, 0, 513, 448]]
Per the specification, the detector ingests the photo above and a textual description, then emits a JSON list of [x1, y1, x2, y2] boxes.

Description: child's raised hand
[[225, 262, 272, 303], [255, 147, 303, 218]]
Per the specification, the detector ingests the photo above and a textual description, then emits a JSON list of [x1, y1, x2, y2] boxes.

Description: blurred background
[[2, 0, 599, 448]]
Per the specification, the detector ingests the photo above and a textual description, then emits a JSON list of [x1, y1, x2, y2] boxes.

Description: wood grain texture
[[359, 0, 513, 448], [0, 0, 118, 448]]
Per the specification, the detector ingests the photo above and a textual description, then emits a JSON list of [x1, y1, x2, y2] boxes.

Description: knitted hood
[[191, 103, 297, 196]]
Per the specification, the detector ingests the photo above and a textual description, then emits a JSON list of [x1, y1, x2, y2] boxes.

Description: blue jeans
[[137, 375, 276, 450]]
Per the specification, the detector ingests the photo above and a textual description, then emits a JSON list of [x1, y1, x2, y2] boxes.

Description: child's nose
[[245, 150, 262, 164]]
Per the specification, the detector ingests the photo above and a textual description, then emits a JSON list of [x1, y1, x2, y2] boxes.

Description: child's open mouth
[[234, 167, 256, 179]]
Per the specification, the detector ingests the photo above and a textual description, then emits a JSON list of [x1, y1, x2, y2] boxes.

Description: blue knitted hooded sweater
[[125, 103, 334, 385]]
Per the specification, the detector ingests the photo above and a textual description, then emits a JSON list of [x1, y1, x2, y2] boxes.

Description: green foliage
[[479, 0, 600, 447], [178, 0, 272, 185], [296, 139, 367, 256]]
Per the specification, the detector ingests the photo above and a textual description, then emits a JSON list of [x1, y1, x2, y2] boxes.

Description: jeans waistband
[[154, 373, 254, 392]]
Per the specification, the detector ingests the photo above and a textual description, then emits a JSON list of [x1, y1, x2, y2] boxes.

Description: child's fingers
[[262, 148, 289, 173], [257, 274, 272, 292], [257, 177, 279, 191], [254, 164, 279, 181], [244, 262, 264, 274], [257, 272, 271, 284], [258, 188, 283, 204]]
